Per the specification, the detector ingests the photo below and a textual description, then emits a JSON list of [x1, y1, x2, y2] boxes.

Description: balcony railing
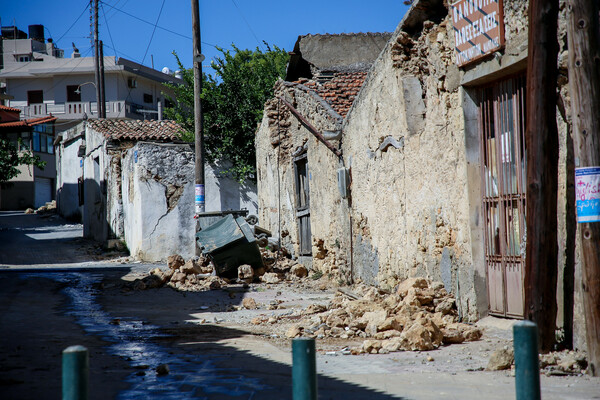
[[15, 101, 156, 120]]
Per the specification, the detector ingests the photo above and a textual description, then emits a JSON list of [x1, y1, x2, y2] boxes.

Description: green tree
[[0, 138, 45, 184], [164, 44, 289, 182]]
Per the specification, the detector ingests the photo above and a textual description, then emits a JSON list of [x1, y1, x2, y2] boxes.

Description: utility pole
[[566, 0, 600, 377], [524, 0, 560, 352], [191, 0, 205, 214], [93, 0, 102, 119], [99, 40, 106, 118]]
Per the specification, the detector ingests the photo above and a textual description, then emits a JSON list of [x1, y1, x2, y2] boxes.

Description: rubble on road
[[486, 346, 514, 371], [484, 347, 588, 376], [130, 249, 310, 292], [24, 200, 57, 215], [128, 252, 485, 355], [259, 277, 482, 354], [540, 350, 588, 375]]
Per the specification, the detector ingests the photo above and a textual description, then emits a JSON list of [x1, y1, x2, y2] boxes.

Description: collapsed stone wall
[[341, 7, 476, 318], [256, 81, 351, 277]]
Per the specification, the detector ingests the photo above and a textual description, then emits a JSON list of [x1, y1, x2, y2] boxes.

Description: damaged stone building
[[256, 0, 584, 346], [56, 119, 257, 261]]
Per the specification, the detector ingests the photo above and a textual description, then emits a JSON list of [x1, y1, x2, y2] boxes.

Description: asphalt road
[[1, 211, 598, 399], [0, 212, 401, 399]]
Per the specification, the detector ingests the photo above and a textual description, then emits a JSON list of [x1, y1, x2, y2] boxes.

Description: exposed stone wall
[[257, 0, 583, 330], [342, 10, 481, 319], [256, 82, 351, 276]]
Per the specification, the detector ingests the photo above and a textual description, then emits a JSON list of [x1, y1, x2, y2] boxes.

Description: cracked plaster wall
[[342, 0, 579, 326], [122, 142, 196, 261], [121, 143, 258, 262], [342, 13, 477, 320]]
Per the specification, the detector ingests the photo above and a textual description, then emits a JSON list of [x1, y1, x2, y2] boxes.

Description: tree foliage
[[0, 138, 45, 184], [164, 44, 289, 182]]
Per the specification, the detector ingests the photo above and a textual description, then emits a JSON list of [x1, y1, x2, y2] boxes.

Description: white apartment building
[[0, 25, 182, 124]]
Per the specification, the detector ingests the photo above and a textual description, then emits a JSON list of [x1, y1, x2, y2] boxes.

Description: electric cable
[[230, 0, 263, 50], [53, 2, 90, 48], [100, 3, 134, 118], [141, 0, 166, 66], [99, 0, 218, 48]]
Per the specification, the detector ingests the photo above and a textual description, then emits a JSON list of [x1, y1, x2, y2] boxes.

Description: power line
[[141, 0, 166, 66], [99, 0, 218, 48], [100, 3, 135, 118], [53, 2, 90, 48], [102, 43, 141, 64], [231, 0, 263, 50]]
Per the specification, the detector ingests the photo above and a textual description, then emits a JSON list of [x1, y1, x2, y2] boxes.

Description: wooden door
[[294, 154, 312, 256]]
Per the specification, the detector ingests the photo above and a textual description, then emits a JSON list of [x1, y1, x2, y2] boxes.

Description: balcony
[[16, 101, 157, 120]]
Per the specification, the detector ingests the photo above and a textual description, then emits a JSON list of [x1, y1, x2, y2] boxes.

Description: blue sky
[[1, 1, 409, 73]]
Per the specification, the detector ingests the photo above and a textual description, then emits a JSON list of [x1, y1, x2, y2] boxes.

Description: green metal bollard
[[62, 345, 89, 400], [292, 337, 317, 400], [513, 321, 541, 400]]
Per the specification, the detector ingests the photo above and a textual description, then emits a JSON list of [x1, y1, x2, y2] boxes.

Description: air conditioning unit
[[127, 77, 137, 88]]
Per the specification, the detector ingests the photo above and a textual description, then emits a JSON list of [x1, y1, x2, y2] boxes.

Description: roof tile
[[308, 71, 368, 118], [86, 119, 183, 142]]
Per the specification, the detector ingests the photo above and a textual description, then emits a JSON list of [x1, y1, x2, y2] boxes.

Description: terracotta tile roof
[[301, 71, 368, 118], [86, 119, 183, 142], [0, 104, 22, 113], [0, 115, 57, 129]]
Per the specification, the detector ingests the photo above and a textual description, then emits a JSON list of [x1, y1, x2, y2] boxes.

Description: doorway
[[294, 153, 312, 257], [479, 74, 527, 318]]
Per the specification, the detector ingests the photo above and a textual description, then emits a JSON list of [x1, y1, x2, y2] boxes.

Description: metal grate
[[479, 74, 527, 318]]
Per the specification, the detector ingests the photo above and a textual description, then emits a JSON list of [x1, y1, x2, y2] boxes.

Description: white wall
[[122, 142, 196, 261]]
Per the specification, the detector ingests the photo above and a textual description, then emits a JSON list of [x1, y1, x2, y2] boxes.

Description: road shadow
[[0, 211, 124, 266], [52, 268, 406, 399]]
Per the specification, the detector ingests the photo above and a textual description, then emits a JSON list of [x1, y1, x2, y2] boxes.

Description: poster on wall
[[450, 0, 505, 67], [576, 167, 600, 223]]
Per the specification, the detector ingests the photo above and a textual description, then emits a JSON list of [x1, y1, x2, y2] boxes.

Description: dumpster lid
[[196, 214, 245, 253]]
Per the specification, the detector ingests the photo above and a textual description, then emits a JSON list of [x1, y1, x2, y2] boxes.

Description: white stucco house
[[56, 119, 257, 261]]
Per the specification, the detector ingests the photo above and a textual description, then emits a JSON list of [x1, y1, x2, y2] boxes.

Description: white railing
[[15, 100, 147, 120]]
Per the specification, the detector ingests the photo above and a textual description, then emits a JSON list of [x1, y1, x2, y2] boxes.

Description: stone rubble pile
[[274, 277, 482, 354], [24, 200, 57, 215], [540, 350, 588, 375], [486, 346, 588, 375], [130, 250, 309, 292]]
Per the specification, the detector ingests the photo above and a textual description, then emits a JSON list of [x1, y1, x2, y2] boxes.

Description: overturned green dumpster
[[195, 214, 264, 278]]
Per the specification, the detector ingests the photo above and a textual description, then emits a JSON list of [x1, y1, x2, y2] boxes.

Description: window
[[17, 55, 31, 62], [6, 133, 19, 147], [32, 124, 54, 154], [127, 77, 137, 88], [20, 132, 31, 150], [66, 85, 81, 102], [27, 90, 43, 105], [46, 135, 54, 154], [40, 134, 47, 153], [33, 131, 41, 152], [143, 93, 153, 104]]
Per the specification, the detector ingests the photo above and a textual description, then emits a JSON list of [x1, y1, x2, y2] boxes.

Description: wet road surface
[[0, 212, 402, 399]]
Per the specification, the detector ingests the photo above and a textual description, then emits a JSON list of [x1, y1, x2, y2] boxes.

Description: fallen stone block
[[167, 254, 185, 270], [486, 347, 514, 371]]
